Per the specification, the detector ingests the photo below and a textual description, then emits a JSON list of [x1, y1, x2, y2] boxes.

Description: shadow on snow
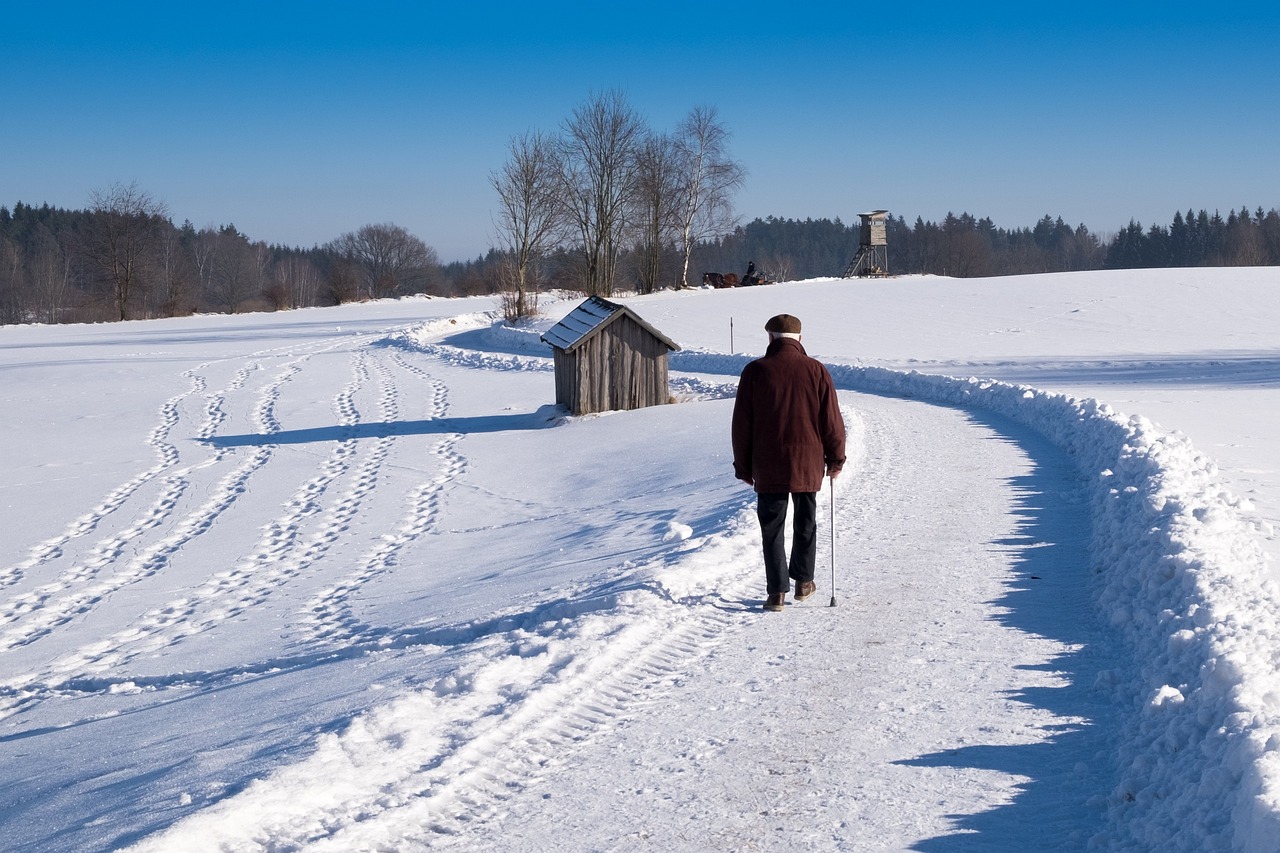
[[898, 408, 1121, 851], [201, 405, 565, 448], [889, 351, 1280, 390]]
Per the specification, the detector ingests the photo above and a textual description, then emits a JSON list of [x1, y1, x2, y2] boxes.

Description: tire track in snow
[[382, 605, 748, 847], [126, 516, 766, 852]]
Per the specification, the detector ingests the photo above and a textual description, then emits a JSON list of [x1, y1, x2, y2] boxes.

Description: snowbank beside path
[[668, 346, 1280, 851]]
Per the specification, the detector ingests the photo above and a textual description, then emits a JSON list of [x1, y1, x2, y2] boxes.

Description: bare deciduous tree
[[557, 90, 647, 296], [329, 223, 439, 300], [631, 132, 682, 294], [204, 226, 263, 314], [325, 256, 360, 304], [82, 181, 169, 320], [673, 106, 746, 288], [491, 131, 561, 321]]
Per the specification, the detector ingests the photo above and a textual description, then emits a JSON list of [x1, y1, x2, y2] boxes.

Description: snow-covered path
[[403, 393, 1121, 851]]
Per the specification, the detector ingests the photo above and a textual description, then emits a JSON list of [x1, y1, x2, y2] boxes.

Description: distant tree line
[[691, 216, 862, 282], [0, 182, 448, 326], [689, 207, 1280, 282], [1104, 207, 1280, 270], [684, 213, 1107, 281], [3, 180, 1277, 327]]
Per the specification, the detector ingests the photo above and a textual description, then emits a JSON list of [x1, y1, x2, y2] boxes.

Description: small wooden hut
[[541, 296, 680, 415]]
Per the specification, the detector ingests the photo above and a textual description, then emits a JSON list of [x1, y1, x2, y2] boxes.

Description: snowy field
[[2, 268, 1280, 851]]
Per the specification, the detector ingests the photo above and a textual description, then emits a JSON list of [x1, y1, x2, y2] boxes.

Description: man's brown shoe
[[794, 581, 817, 602], [763, 593, 785, 611]]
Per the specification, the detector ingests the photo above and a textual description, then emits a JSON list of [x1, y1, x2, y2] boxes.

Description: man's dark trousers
[[757, 492, 818, 595]]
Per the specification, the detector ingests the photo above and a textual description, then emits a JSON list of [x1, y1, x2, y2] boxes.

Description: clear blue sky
[[3, 1, 1277, 261]]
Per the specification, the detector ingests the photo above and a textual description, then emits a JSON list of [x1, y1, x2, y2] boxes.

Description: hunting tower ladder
[[843, 210, 890, 277]]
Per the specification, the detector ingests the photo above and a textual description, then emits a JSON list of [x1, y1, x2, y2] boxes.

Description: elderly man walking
[[732, 314, 846, 611]]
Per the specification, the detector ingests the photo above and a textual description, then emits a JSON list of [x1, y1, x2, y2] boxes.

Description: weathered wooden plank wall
[[555, 315, 670, 415]]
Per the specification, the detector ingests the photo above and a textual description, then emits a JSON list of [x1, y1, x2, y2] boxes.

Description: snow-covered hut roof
[[541, 296, 680, 354]]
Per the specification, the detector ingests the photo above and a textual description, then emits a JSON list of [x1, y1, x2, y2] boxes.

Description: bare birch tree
[[191, 225, 217, 307], [557, 90, 646, 296], [491, 130, 561, 321], [673, 106, 746, 288], [32, 227, 75, 323], [267, 254, 321, 309]]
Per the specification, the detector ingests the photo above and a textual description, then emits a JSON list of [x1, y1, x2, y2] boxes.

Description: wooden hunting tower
[[843, 210, 890, 277], [541, 296, 680, 415]]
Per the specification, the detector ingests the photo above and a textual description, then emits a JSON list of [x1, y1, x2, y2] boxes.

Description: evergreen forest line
[[2, 196, 1277, 327]]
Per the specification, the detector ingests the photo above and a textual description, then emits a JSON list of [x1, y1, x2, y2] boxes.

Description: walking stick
[[829, 476, 837, 607]]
